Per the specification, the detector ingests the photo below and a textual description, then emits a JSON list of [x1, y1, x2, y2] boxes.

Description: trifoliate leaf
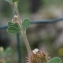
[[22, 18, 30, 30], [48, 57, 62, 63]]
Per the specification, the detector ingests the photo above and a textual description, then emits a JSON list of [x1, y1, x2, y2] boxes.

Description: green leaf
[[5, 47, 12, 55], [22, 18, 30, 30], [48, 57, 62, 63], [8, 22, 20, 29], [7, 26, 20, 33], [8, 22, 14, 26], [12, 0, 18, 2], [5, 0, 12, 3], [7, 22, 20, 33]]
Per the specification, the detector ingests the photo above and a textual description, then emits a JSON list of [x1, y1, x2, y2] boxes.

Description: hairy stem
[[20, 30, 31, 54], [13, 2, 31, 54]]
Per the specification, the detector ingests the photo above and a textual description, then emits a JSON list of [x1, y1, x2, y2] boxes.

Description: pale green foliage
[[22, 18, 30, 30], [7, 22, 20, 33], [48, 57, 62, 63]]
